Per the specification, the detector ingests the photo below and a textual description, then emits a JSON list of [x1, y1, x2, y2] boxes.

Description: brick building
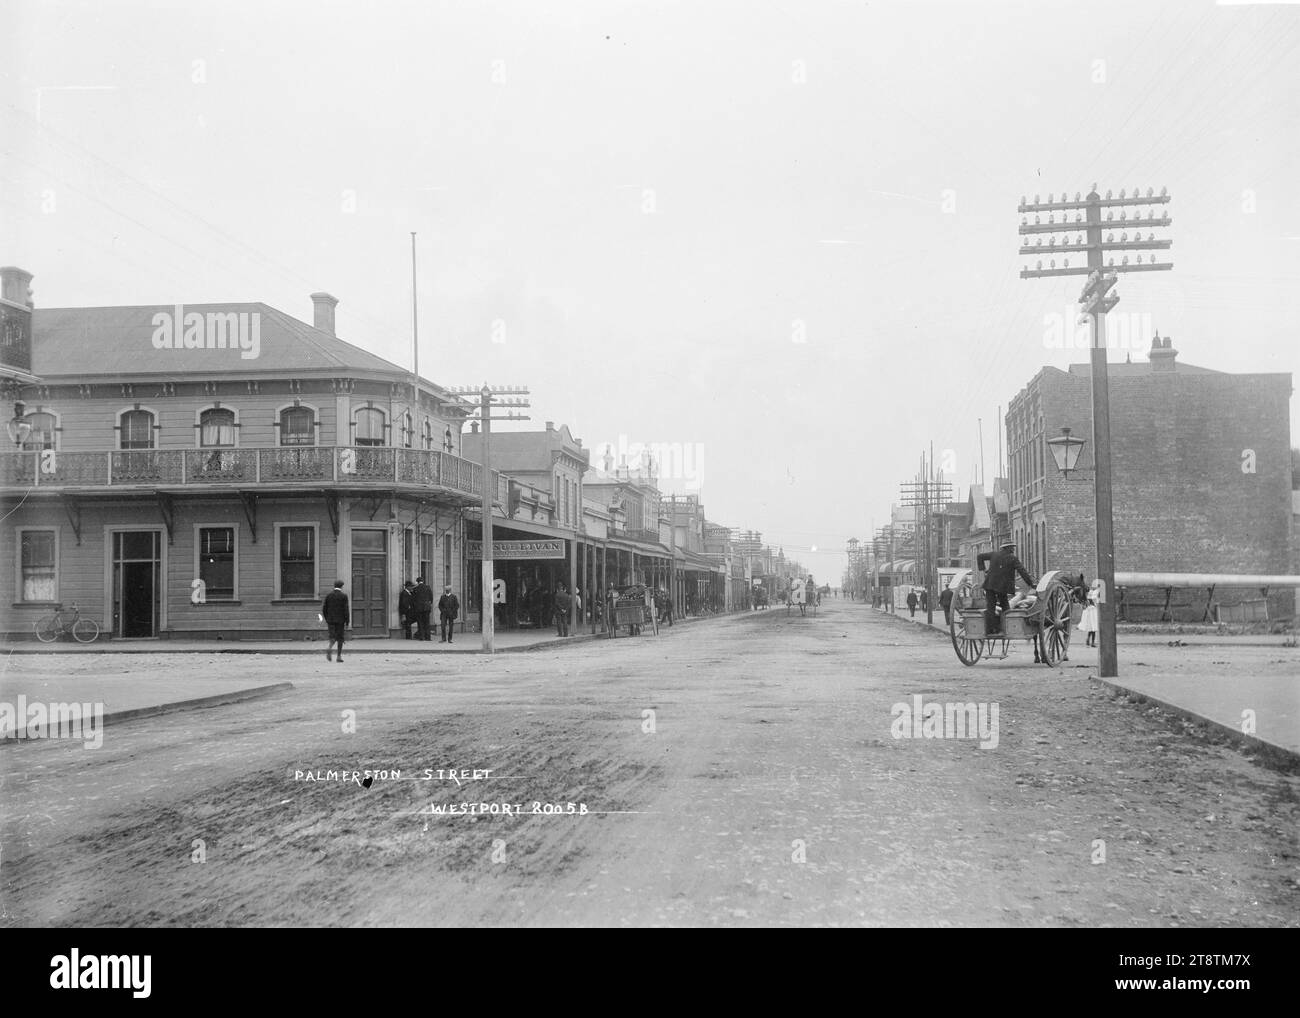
[[1006, 336, 1294, 620]]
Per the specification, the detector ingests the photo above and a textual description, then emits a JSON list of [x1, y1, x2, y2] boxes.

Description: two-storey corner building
[[1006, 336, 1295, 621], [1, 276, 486, 641]]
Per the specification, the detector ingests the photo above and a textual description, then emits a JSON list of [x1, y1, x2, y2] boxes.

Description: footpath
[[875, 602, 1300, 764], [1, 611, 725, 734]]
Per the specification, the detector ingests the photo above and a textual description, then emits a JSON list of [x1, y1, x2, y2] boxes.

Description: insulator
[[1121, 232, 1127, 242], [1119, 188, 1126, 198], [1075, 191, 1082, 201], [1048, 236, 1055, 246], [1122, 256, 1129, 265], [1034, 194, 1040, 203], [1063, 259, 1070, 268], [1050, 260, 1056, 269], [1035, 237, 1042, 246], [1048, 193, 1054, 203], [1146, 187, 1154, 197], [1106, 211, 1113, 220], [1106, 189, 1112, 199], [1107, 232, 1114, 242], [1160, 186, 1167, 196], [1035, 215, 1040, 224], [1036, 261, 1043, 270], [1020, 195, 1027, 205]]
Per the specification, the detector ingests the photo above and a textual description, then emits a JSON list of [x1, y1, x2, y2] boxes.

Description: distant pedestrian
[[398, 579, 415, 639], [939, 586, 954, 626], [322, 580, 349, 662], [906, 589, 918, 617], [412, 576, 434, 641], [438, 585, 459, 643], [919, 588, 929, 612]]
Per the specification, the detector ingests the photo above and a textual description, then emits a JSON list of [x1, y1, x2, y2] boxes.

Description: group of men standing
[[398, 577, 460, 643]]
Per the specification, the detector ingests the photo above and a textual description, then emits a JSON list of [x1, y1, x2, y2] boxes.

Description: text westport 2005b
[[425, 801, 590, 816]]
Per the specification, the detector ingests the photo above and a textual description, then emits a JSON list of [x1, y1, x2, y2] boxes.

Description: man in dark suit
[[939, 585, 954, 626], [398, 579, 415, 639], [322, 580, 350, 662], [438, 585, 459, 643], [976, 542, 1035, 636], [412, 576, 434, 641], [553, 583, 571, 637]]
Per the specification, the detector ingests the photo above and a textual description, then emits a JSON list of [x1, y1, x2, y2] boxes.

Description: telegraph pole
[[1018, 185, 1172, 678], [450, 384, 531, 653]]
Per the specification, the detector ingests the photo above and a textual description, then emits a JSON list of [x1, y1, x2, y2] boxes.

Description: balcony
[[0, 446, 488, 499]]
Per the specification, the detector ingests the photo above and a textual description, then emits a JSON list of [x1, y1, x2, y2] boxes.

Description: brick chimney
[[310, 292, 339, 335], [1149, 334, 1178, 372], [545, 421, 554, 431]]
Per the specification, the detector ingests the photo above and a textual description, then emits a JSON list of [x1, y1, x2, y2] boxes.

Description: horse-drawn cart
[[608, 584, 655, 638], [949, 569, 1079, 667]]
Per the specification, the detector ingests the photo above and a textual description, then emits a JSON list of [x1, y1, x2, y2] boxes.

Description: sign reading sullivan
[[467, 539, 565, 560]]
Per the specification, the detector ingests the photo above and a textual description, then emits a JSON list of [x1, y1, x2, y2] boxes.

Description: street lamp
[[1047, 426, 1086, 477]]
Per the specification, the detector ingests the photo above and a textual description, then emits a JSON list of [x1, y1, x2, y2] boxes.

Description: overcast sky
[[4, 0, 1297, 582]]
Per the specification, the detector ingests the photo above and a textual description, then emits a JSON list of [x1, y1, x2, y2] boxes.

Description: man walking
[[977, 541, 1035, 636], [322, 579, 350, 662], [939, 584, 954, 626], [412, 575, 434, 641], [906, 588, 918, 617], [438, 585, 459, 643], [398, 579, 415, 639]]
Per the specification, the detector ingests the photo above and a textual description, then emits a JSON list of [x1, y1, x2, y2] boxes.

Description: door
[[113, 530, 161, 637], [350, 530, 387, 635]]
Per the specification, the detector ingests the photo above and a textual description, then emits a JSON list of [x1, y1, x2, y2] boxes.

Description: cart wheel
[[950, 611, 984, 666], [1039, 580, 1072, 666]]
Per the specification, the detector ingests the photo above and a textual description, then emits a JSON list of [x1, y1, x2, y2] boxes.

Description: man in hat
[[412, 576, 434, 641], [398, 579, 415, 639], [322, 580, 350, 662], [976, 541, 1035, 637], [438, 585, 459, 643]]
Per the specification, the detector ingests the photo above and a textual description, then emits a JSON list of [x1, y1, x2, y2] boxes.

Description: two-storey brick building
[[1, 271, 489, 640]]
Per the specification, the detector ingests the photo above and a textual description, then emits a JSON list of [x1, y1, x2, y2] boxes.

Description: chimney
[[470, 421, 480, 434], [310, 292, 339, 335], [1149, 334, 1178, 373], [1, 266, 34, 308], [545, 421, 554, 431]]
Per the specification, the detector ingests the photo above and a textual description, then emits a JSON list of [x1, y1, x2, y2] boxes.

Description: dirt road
[[2, 600, 1297, 927]]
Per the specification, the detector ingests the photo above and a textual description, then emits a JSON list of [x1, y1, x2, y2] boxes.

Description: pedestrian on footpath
[[1081, 579, 1100, 647], [398, 579, 415, 639], [919, 588, 929, 612], [322, 579, 350, 663], [412, 575, 434, 641], [438, 585, 459, 643], [906, 589, 918, 617], [554, 582, 571, 637], [939, 585, 954, 626]]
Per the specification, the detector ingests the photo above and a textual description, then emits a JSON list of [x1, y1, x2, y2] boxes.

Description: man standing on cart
[[976, 541, 1035, 636]]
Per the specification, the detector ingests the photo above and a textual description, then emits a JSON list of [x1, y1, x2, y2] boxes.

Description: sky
[[3, 0, 1298, 583]]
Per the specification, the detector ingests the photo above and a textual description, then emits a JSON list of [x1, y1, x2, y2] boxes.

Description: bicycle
[[34, 602, 101, 643]]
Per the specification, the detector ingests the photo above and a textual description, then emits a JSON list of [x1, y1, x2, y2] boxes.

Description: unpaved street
[[2, 600, 1297, 927]]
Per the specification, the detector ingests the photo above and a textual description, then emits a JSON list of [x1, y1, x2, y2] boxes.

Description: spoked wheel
[[1039, 580, 1073, 666], [35, 615, 60, 642], [950, 611, 985, 666], [72, 618, 100, 643]]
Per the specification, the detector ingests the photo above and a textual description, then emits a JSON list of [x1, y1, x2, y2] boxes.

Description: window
[[19, 529, 57, 601], [443, 533, 452, 589], [419, 532, 435, 584], [200, 407, 236, 447], [443, 427, 452, 453], [401, 412, 414, 448], [119, 409, 156, 450], [422, 420, 434, 450], [199, 527, 236, 600], [20, 411, 57, 451], [279, 406, 315, 446], [355, 407, 385, 447], [279, 526, 316, 598]]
